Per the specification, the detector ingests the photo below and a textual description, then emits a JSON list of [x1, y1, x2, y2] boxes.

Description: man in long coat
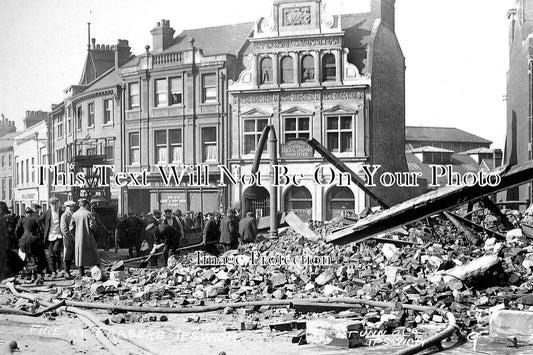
[[69, 198, 100, 277], [60, 200, 77, 278], [239, 212, 258, 244], [219, 208, 239, 251]]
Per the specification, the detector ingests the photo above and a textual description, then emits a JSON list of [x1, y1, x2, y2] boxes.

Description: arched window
[[280, 56, 293, 83], [301, 55, 315, 82], [260, 57, 273, 84], [322, 53, 336, 81], [326, 187, 354, 220], [284, 186, 312, 222]]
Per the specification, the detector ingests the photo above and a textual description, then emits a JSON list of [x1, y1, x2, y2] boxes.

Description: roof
[[407, 146, 454, 154], [405, 126, 492, 145], [164, 22, 254, 56], [459, 147, 495, 155], [406, 152, 481, 187], [79, 50, 115, 85]]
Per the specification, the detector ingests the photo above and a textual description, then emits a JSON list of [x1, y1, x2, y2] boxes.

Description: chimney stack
[[150, 19, 175, 53], [114, 39, 132, 69]]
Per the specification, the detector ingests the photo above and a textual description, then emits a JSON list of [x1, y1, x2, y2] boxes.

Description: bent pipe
[[395, 311, 461, 355], [251, 125, 271, 174]]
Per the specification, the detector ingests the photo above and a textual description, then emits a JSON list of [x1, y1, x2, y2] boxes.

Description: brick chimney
[[0, 113, 16, 137], [114, 39, 132, 69], [23, 110, 48, 129], [150, 19, 175, 53], [371, 0, 396, 32]]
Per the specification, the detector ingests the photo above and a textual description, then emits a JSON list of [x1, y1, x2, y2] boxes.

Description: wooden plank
[[481, 197, 515, 230], [307, 138, 390, 208], [446, 211, 506, 240], [327, 161, 533, 245], [442, 211, 481, 245]]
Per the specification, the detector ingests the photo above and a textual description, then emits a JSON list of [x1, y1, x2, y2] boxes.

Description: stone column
[[314, 51, 321, 85], [334, 49, 342, 83], [293, 52, 299, 85], [272, 54, 279, 87]]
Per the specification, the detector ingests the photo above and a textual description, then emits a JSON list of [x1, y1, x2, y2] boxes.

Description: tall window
[[17, 162, 20, 186], [25, 159, 29, 183], [8, 178, 12, 200], [76, 106, 82, 130], [322, 53, 336, 81], [202, 73, 217, 103], [56, 149, 65, 173], [170, 129, 182, 163], [301, 55, 314, 82], [57, 117, 64, 138], [1, 155, 4, 168], [103, 99, 113, 124], [326, 115, 353, 153], [202, 127, 217, 163], [67, 107, 72, 134], [243, 118, 268, 154], [31, 158, 34, 182], [169, 77, 183, 105], [260, 57, 273, 84], [284, 117, 310, 141], [155, 79, 168, 107], [105, 145, 114, 162], [281, 56, 294, 83], [154, 130, 168, 164], [88, 102, 95, 127], [129, 133, 140, 165], [129, 82, 140, 109], [1, 179, 5, 201], [8, 154, 11, 167]]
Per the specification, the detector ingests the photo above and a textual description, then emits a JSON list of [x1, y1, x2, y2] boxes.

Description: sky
[[0, 0, 515, 150]]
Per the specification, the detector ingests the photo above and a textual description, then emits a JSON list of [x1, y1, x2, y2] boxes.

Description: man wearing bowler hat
[[69, 198, 100, 277]]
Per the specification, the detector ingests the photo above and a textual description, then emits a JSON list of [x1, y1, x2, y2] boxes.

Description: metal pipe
[[395, 311, 460, 355], [268, 125, 278, 238]]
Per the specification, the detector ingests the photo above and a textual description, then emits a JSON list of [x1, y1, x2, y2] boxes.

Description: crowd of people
[[119, 207, 259, 264], [0, 197, 102, 281], [0, 200, 259, 281]]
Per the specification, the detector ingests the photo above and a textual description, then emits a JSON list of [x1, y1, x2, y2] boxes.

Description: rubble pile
[[2, 212, 533, 350]]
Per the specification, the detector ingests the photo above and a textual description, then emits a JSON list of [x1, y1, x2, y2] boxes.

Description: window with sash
[[169, 77, 182, 105], [243, 118, 269, 154], [155, 79, 168, 107], [202, 127, 217, 163], [284, 117, 310, 142], [326, 115, 354, 153], [129, 132, 140, 165], [202, 73, 217, 103], [129, 82, 140, 109], [103, 99, 113, 124], [88, 102, 95, 127]]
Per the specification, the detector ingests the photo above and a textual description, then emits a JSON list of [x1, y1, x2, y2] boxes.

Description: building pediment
[[322, 104, 358, 114], [279, 106, 314, 116], [240, 108, 272, 117]]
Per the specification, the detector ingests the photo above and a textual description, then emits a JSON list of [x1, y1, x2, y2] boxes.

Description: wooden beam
[[327, 161, 533, 245], [481, 197, 515, 230], [442, 211, 481, 245], [306, 138, 390, 208]]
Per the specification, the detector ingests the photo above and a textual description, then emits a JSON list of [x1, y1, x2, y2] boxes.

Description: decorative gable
[[321, 104, 358, 114], [279, 106, 314, 115]]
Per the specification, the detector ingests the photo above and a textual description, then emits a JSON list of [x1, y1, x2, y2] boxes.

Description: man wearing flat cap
[[39, 197, 63, 277], [60, 201, 77, 278], [219, 208, 240, 252], [70, 198, 100, 277]]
